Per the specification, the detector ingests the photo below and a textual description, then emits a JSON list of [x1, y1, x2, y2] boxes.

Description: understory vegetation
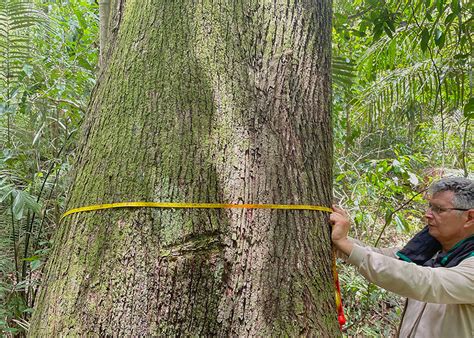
[[0, 0, 472, 336]]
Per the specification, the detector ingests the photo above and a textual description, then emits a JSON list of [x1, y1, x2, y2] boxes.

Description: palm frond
[[332, 55, 356, 91], [0, 0, 47, 88], [354, 54, 469, 129]]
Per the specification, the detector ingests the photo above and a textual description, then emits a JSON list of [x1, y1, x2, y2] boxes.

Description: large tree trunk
[[30, 0, 336, 335]]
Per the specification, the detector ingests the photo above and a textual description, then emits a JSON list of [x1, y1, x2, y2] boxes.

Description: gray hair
[[430, 177, 474, 210]]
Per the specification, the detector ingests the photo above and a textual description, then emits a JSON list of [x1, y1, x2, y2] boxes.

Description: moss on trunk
[[30, 0, 338, 336]]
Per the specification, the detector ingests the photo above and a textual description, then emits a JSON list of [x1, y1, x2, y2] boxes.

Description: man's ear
[[465, 210, 474, 229]]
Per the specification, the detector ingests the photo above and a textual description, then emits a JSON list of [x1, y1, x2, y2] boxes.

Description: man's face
[[425, 190, 468, 246]]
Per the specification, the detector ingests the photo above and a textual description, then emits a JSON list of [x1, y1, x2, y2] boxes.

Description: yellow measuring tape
[[61, 202, 332, 221], [60, 201, 342, 325]]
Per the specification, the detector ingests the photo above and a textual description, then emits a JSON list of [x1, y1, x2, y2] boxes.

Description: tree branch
[[99, 0, 111, 67]]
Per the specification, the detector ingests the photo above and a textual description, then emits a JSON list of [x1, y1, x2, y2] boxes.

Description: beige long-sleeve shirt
[[347, 244, 474, 338]]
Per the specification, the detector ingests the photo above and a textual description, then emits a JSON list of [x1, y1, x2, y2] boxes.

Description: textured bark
[[30, 0, 336, 336]]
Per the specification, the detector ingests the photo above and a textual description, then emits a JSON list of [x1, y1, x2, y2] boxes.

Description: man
[[330, 177, 474, 337]]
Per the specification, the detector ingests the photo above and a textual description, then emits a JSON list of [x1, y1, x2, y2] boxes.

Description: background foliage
[[0, 0, 97, 334], [332, 0, 472, 335], [0, 0, 471, 335]]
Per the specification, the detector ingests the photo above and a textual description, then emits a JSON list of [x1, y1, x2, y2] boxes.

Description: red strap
[[333, 253, 346, 329]]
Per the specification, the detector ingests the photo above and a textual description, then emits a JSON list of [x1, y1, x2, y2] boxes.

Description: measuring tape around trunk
[[61, 201, 333, 220], [60, 201, 345, 328]]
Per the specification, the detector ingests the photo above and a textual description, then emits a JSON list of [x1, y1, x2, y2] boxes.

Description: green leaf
[[454, 53, 469, 60], [394, 215, 410, 233], [387, 39, 396, 68], [450, 0, 460, 14], [426, 10, 433, 21], [22, 63, 33, 77], [420, 28, 430, 52], [73, 6, 88, 30], [386, 18, 396, 33], [22, 255, 41, 262], [334, 13, 348, 25], [373, 23, 384, 41], [444, 12, 456, 26], [434, 28, 445, 49], [0, 184, 14, 203], [464, 98, 474, 118], [392, 159, 401, 173], [436, 0, 444, 12], [384, 209, 393, 226], [11, 190, 41, 220], [12, 190, 26, 220], [14, 280, 28, 291], [351, 29, 366, 37], [383, 23, 394, 38], [77, 56, 93, 71], [31, 259, 42, 271]]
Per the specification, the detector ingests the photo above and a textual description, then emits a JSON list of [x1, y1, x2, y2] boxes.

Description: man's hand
[[330, 205, 354, 256]]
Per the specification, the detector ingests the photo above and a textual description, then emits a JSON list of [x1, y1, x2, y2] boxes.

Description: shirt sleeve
[[347, 244, 474, 304], [336, 238, 400, 260]]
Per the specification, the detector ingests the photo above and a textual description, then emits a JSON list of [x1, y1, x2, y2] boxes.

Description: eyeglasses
[[428, 204, 469, 214]]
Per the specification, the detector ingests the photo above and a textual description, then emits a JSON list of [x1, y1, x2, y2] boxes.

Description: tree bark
[[30, 0, 337, 336]]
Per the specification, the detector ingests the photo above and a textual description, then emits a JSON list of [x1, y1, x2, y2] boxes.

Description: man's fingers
[[329, 212, 345, 225], [331, 204, 346, 215]]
